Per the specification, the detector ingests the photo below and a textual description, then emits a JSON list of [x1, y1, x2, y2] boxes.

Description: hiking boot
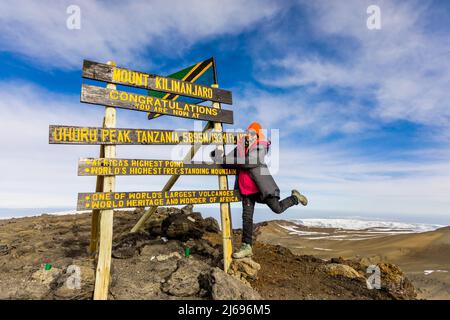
[[292, 190, 308, 206], [232, 243, 253, 259]]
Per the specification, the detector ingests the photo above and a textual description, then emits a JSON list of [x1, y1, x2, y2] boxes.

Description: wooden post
[[130, 121, 214, 233], [93, 61, 117, 300], [211, 84, 233, 272], [89, 125, 105, 254]]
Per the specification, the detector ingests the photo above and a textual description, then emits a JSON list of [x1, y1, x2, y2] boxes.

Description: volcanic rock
[[203, 267, 261, 300], [161, 258, 210, 297], [322, 263, 362, 279], [112, 231, 152, 259], [229, 258, 261, 284], [52, 263, 96, 299]]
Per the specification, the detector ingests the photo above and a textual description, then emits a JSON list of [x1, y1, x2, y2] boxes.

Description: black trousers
[[241, 193, 298, 245]]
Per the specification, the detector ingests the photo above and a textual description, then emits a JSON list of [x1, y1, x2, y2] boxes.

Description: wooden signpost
[[49, 125, 244, 145], [77, 190, 240, 211], [91, 61, 117, 300], [211, 83, 234, 272], [78, 158, 237, 176], [82, 60, 232, 104], [81, 84, 234, 124], [50, 59, 236, 300]]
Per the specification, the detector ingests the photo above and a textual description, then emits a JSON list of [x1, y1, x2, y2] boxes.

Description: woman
[[212, 122, 308, 259]]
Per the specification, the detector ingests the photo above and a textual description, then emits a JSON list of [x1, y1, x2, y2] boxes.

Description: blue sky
[[0, 0, 449, 222]]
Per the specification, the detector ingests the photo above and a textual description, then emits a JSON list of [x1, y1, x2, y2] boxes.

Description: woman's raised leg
[[265, 195, 298, 214]]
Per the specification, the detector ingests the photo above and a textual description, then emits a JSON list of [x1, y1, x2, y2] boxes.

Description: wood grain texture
[[82, 60, 232, 104], [211, 83, 233, 273], [78, 158, 236, 176], [77, 189, 241, 211], [81, 84, 234, 124], [93, 61, 116, 301], [49, 125, 244, 145]]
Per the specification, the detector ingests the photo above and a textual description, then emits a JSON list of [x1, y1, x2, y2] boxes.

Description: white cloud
[[1, 80, 449, 220], [0, 80, 222, 208], [232, 86, 372, 139], [0, 0, 280, 69], [276, 144, 450, 217], [256, 0, 450, 132], [1, 1, 449, 222]]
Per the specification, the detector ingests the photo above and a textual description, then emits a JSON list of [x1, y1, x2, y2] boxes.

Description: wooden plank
[[211, 84, 234, 273], [93, 61, 117, 301], [81, 84, 233, 124], [89, 119, 105, 254], [49, 125, 245, 145], [130, 121, 214, 233], [82, 60, 232, 104], [78, 158, 237, 176], [77, 190, 241, 211]]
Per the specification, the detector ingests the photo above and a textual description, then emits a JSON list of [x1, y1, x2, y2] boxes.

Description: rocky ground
[[256, 220, 450, 299], [0, 207, 417, 300]]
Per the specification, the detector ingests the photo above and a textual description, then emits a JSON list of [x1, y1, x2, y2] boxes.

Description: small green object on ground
[[184, 247, 190, 258], [44, 263, 52, 271]]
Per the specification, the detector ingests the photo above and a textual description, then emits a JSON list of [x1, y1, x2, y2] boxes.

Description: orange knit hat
[[247, 122, 266, 141]]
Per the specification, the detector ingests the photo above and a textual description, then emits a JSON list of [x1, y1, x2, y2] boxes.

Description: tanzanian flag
[[147, 57, 217, 120]]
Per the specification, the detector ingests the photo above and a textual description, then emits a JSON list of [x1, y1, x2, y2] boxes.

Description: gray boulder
[[52, 262, 96, 299], [203, 217, 221, 233], [202, 268, 261, 300], [228, 258, 261, 285], [185, 238, 221, 264], [161, 258, 210, 297]]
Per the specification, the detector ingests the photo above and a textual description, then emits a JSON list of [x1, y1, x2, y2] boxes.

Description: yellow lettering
[[155, 77, 163, 89], [109, 90, 119, 100], [112, 68, 121, 82]]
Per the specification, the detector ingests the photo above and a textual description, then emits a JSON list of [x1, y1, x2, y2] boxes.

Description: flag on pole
[[147, 57, 217, 120]]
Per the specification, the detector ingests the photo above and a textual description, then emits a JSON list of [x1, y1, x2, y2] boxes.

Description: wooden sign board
[[82, 60, 232, 104], [49, 125, 245, 145], [80, 84, 233, 124], [78, 158, 236, 176], [77, 189, 241, 210]]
